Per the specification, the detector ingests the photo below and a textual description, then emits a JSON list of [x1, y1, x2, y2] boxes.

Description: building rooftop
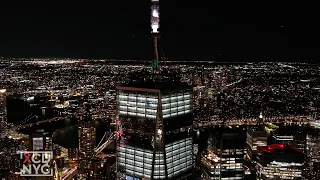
[[257, 144, 302, 154], [249, 126, 266, 132], [117, 78, 192, 92], [273, 125, 301, 136], [201, 151, 220, 167]]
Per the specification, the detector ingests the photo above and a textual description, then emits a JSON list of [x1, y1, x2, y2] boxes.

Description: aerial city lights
[[0, 0, 319, 179]]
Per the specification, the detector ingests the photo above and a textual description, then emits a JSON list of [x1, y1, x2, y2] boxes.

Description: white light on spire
[[259, 112, 263, 119], [152, 24, 159, 33], [152, 10, 159, 18]]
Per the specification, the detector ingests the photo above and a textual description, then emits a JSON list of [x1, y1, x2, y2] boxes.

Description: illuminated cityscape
[[0, 58, 318, 179], [0, 1, 320, 180]]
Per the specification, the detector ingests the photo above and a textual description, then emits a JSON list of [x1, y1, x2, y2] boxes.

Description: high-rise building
[[78, 103, 96, 179], [0, 89, 6, 124], [68, 148, 78, 160], [8, 153, 21, 175], [55, 156, 64, 169], [202, 127, 245, 180], [116, 81, 193, 179], [0, 137, 24, 177], [53, 144, 61, 157], [256, 144, 304, 179], [246, 126, 268, 161], [90, 158, 111, 180], [105, 90, 117, 121], [27, 130, 54, 180], [305, 130, 320, 179], [29, 130, 52, 151]]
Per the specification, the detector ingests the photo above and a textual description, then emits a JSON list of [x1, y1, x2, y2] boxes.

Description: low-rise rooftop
[[257, 144, 302, 154]]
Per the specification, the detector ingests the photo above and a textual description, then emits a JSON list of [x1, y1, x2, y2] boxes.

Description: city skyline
[[0, 1, 320, 179], [0, 59, 319, 179], [0, 2, 319, 62]]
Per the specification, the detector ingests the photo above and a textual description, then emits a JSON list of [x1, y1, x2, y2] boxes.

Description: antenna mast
[[151, 0, 160, 74]]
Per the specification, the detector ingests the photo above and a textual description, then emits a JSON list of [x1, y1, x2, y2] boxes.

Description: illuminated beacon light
[[259, 112, 263, 119], [152, 10, 159, 18], [152, 24, 159, 33]]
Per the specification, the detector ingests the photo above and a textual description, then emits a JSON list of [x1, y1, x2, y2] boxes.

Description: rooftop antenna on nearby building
[[257, 111, 264, 125], [259, 112, 263, 119]]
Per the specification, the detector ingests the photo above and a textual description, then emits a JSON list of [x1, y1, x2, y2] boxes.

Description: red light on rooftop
[[258, 144, 302, 153], [268, 144, 286, 150]]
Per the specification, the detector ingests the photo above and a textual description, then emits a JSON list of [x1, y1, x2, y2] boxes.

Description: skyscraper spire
[[151, 0, 160, 75]]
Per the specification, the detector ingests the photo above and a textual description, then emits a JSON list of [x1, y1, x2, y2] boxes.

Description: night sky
[[0, 2, 319, 62]]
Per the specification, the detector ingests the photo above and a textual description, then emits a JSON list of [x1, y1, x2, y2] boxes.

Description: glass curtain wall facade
[[32, 137, 44, 150], [204, 128, 245, 180], [246, 127, 268, 161], [29, 132, 52, 151], [118, 91, 158, 150], [116, 86, 193, 180], [162, 91, 193, 179]]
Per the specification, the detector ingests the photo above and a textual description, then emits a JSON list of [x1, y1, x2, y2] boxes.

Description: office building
[[272, 134, 294, 145], [28, 130, 54, 180], [78, 103, 96, 179], [272, 126, 306, 152], [305, 130, 320, 179], [55, 156, 64, 169], [105, 90, 117, 121], [29, 130, 52, 151], [90, 158, 112, 180], [246, 126, 268, 161], [256, 144, 304, 179], [0, 152, 21, 176], [116, 80, 193, 179], [202, 127, 245, 180], [0, 89, 6, 123], [68, 148, 78, 160], [53, 144, 61, 157]]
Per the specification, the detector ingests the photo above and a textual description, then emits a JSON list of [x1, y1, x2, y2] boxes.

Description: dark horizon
[[0, 2, 319, 62]]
